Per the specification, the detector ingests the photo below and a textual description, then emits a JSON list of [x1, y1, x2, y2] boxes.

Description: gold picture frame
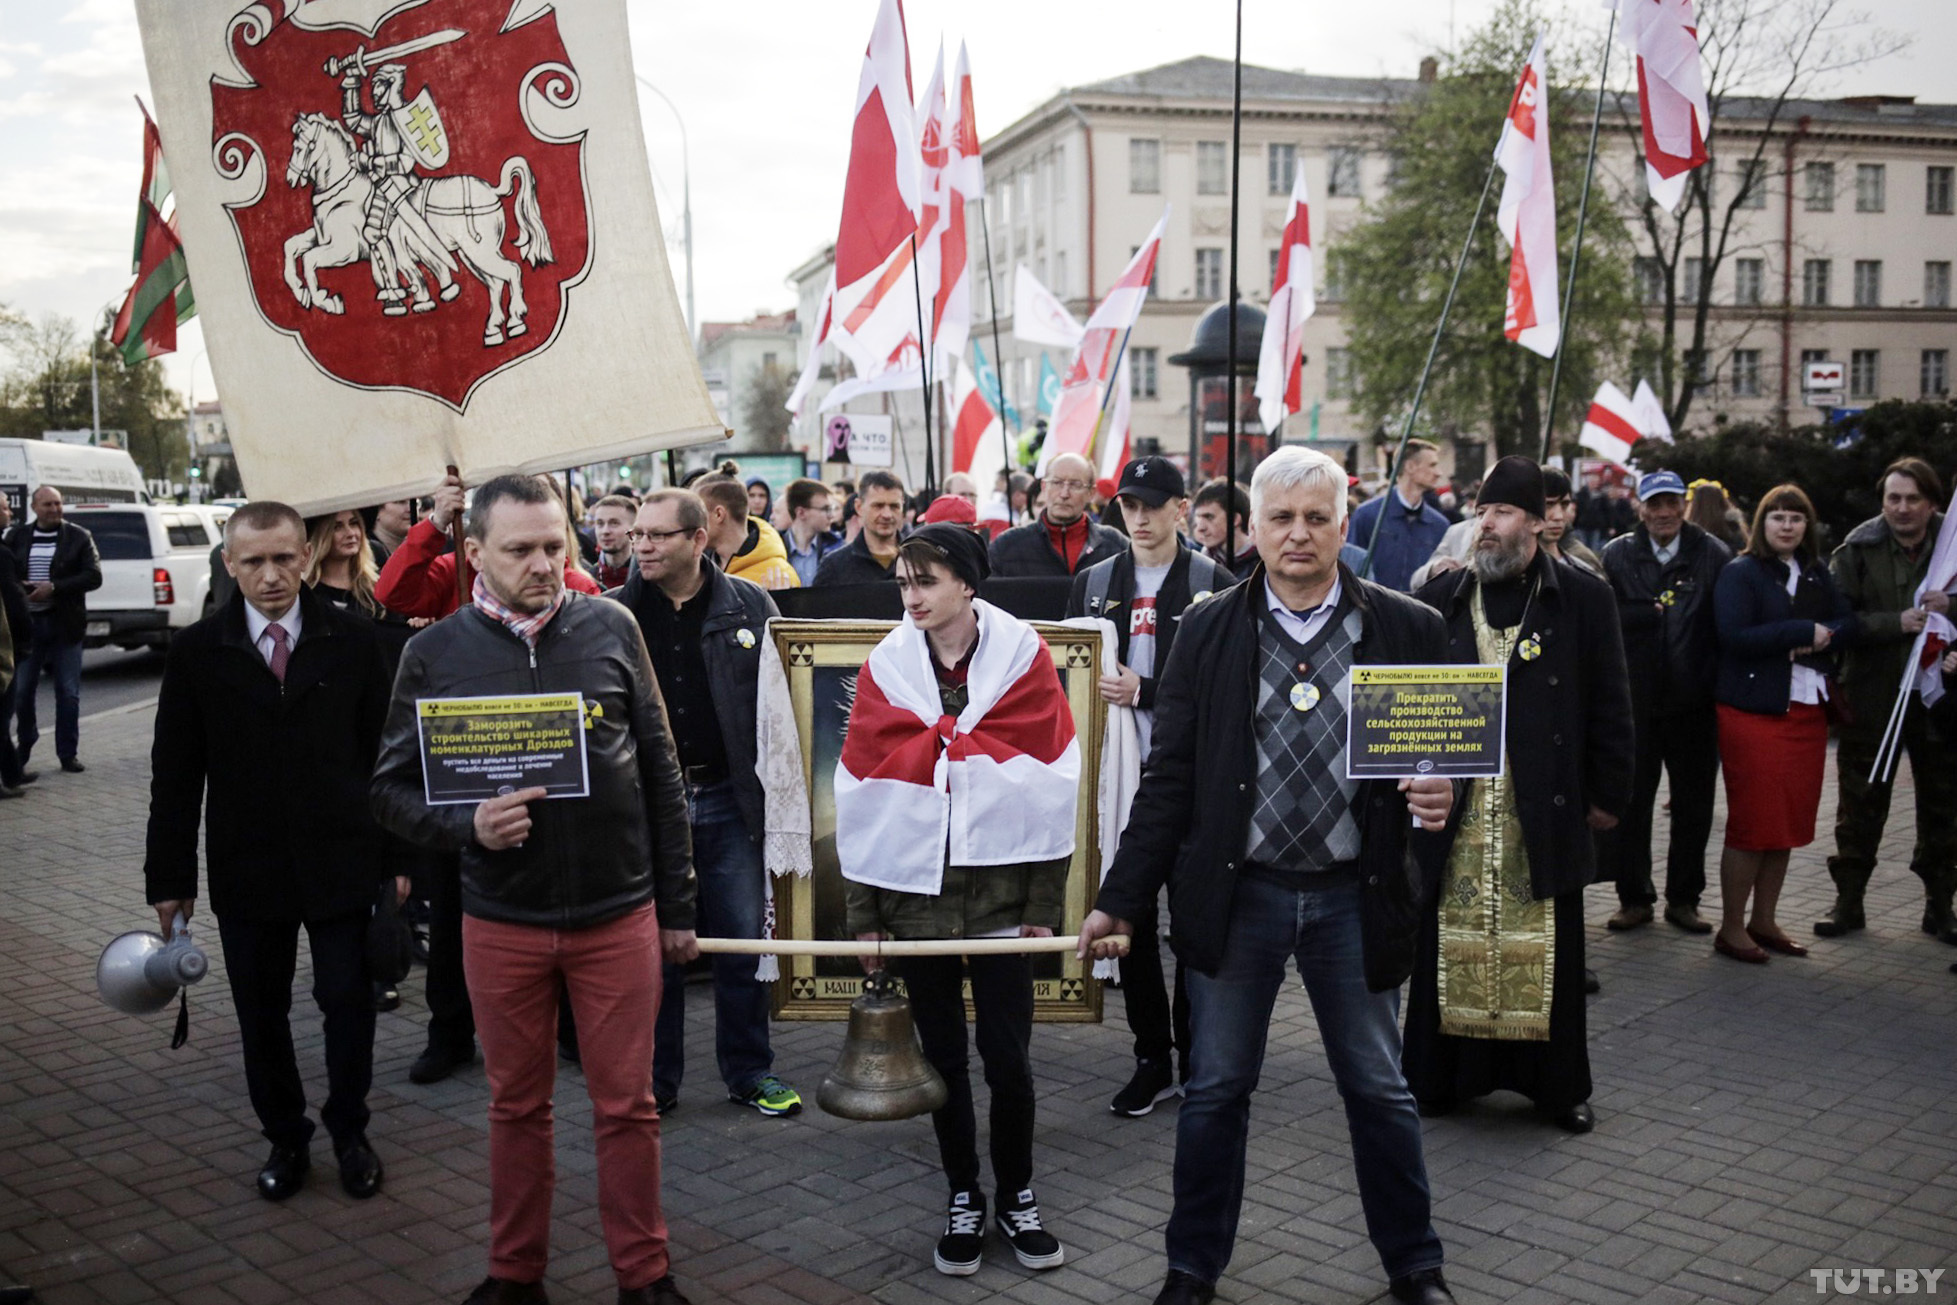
[[768, 619, 1107, 1022]]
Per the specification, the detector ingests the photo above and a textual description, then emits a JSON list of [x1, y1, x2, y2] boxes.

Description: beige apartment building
[[788, 55, 1955, 484]]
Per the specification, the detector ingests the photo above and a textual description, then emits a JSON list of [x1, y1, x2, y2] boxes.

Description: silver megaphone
[[97, 914, 210, 1015]]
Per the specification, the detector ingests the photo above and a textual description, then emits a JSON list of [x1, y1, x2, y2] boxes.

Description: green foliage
[[739, 361, 794, 453], [0, 308, 188, 484], [1338, 0, 1635, 460], [1632, 400, 1957, 545]]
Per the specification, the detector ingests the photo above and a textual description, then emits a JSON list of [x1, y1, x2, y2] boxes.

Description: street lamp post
[[634, 75, 695, 346]]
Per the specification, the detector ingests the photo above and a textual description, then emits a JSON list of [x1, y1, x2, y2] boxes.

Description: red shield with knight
[[211, 0, 591, 410]]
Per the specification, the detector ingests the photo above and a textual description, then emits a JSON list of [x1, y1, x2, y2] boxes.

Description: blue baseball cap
[[1637, 470, 1688, 501]]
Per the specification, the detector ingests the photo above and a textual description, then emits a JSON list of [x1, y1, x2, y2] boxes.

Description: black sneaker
[[1110, 1056, 1179, 1116], [995, 1188, 1063, 1270], [933, 1190, 985, 1276]]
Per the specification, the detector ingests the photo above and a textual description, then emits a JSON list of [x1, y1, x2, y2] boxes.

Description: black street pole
[[1541, 10, 1618, 462], [908, 232, 937, 492], [978, 204, 1020, 488], [1225, 0, 1244, 497]]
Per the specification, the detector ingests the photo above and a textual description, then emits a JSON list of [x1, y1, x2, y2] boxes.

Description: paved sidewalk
[[1, 702, 1953, 1305]]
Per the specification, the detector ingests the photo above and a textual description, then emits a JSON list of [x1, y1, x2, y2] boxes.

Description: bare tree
[[1606, 0, 1907, 431]]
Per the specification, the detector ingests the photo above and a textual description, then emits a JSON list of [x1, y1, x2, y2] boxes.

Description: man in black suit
[[7, 486, 102, 773], [145, 501, 406, 1202]]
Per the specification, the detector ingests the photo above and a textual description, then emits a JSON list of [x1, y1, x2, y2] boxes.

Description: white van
[[0, 438, 150, 520]]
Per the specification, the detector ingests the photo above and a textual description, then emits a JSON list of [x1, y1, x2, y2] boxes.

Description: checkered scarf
[[471, 574, 565, 647]]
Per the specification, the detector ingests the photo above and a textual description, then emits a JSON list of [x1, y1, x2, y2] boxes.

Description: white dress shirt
[[1265, 575, 1344, 645], [244, 600, 303, 671]]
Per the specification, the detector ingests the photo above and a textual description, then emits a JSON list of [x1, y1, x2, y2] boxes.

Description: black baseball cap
[[1115, 456, 1186, 507]]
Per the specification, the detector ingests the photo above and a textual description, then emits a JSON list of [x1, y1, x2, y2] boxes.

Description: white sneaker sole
[[1110, 1083, 1182, 1117], [1002, 1236, 1065, 1271], [933, 1250, 981, 1276]]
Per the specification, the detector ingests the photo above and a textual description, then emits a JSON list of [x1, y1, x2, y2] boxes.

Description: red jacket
[[375, 519, 601, 620]]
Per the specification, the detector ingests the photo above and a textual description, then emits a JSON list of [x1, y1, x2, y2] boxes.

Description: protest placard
[[1346, 665, 1505, 780]]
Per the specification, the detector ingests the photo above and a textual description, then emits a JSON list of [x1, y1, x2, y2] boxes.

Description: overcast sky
[[0, 0, 1949, 404]]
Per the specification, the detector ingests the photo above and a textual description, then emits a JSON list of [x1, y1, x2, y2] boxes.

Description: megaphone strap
[[172, 988, 190, 1050]]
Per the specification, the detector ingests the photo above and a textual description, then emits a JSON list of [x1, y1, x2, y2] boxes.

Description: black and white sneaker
[[1110, 1056, 1179, 1116], [995, 1188, 1064, 1270], [933, 1190, 985, 1276]]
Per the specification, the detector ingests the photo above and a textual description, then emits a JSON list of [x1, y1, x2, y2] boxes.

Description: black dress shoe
[[617, 1277, 693, 1305], [1583, 968, 1601, 994], [462, 1277, 550, 1305], [58, 758, 84, 774], [1151, 1269, 1215, 1305], [1389, 1267, 1457, 1304], [257, 1144, 310, 1200], [374, 982, 401, 1013], [1813, 910, 1865, 937], [336, 1140, 383, 1199], [1550, 1102, 1595, 1134], [0, 1283, 35, 1304], [1416, 1098, 1454, 1119], [409, 1042, 477, 1084], [14, 770, 35, 785]]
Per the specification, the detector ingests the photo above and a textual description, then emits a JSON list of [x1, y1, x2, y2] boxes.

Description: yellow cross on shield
[[392, 88, 450, 169]]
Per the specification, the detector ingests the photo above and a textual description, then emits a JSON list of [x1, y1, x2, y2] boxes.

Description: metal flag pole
[[908, 233, 938, 492], [1224, 0, 1245, 497], [1540, 9, 1617, 461], [1083, 320, 1140, 465], [976, 198, 1021, 487], [1358, 154, 1502, 581]]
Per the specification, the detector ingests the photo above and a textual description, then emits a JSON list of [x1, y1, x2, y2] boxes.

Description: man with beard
[[1407, 457, 1633, 1134]]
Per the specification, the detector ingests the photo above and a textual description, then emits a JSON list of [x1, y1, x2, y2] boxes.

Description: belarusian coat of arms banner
[[136, 0, 723, 512]]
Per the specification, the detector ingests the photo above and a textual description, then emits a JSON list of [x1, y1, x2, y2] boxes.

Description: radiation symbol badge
[[1289, 682, 1321, 712], [735, 628, 756, 650], [1519, 635, 1544, 662]]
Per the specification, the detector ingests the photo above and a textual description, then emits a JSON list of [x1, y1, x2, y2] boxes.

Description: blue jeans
[[14, 614, 83, 762], [653, 781, 772, 1098], [1169, 872, 1442, 1285]]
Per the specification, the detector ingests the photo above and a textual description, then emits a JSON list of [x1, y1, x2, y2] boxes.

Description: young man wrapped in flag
[[838, 523, 1078, 1279]]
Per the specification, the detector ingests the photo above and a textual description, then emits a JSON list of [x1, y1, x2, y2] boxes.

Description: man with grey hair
[[1407, 457, 1633, 1137], [1082, 446, 1460, 1305], [989, 452, 1128, 578]]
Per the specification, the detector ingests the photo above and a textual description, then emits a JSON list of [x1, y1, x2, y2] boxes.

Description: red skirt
[[1718, 701, 1829, 851]]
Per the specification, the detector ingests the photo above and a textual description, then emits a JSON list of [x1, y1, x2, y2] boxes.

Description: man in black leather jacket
[[371, 475, 699, 1305], [610, 488, 802, 1119], [1597, 470, 1732, 934]]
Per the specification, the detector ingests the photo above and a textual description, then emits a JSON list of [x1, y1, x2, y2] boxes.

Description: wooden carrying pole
[[694, 935, 1129, 958]]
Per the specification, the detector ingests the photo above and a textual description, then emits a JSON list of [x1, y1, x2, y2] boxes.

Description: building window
[[1053, 251, 1068, 297], [1684, 348, 1713, 392], [1736, 159, 1767, 210], [1805, 161, 1835, 212], [1683, 257, 1705, 303], [762, 351, 777, 369], [1849, 349, 1879, 400], [1855, 163, 1886, 213], [1269, 247, 1282, 290], [1927, 261, 1952, 309], [1731, 349, 1762, 397], [1198, 141, 1229, 196], [1322, 250, 1345, 302], [1327, 147, 1362, 198], [1034, 156, 1049, 209], [1802, 259, 1831, 307], [1195, 247, 1224, 300], [1633, 256, 1665, 305], [1734, 257, 1764, 307], [1267, 143, 1296, 196], [1923, 349, 1950, 398], [1052, 145, 1066, 203], [1132, 246, 1160, 296], [1130, 347, 1159, 400], [1325, 348, 1354, 399], [1928, 165, 1953, 215], [1854, 260, 1882, 308], [1129, 138, 1161, 194]]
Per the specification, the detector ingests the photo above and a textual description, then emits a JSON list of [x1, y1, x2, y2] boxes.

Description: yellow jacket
[[726, 518, 801, 590]]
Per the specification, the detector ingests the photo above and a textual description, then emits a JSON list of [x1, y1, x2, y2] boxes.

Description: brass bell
[[817, 969, 949, 1121]]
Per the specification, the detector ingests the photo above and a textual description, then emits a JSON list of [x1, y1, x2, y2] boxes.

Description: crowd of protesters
[[0, 434, 1930, 1305]]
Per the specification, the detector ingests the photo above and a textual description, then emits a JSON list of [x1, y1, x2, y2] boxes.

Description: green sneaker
[[730, 1074, 802, 1117]]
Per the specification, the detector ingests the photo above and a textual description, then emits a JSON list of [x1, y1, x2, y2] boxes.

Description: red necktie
[[266, 623, 290, 684]]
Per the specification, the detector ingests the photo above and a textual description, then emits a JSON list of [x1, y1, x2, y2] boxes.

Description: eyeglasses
[[626, 528, 693, 543], [1046, 478, 1093, 493]]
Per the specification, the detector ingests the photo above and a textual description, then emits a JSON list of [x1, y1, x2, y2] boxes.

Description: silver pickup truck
[[65, 504, 232, 651]]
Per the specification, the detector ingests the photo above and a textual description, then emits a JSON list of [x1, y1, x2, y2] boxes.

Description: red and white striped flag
[[1495, 33, 1560, 359], [1042, 207, 1168, 469], [950, 356, 1005, 481], [1614, 0, 1710, 212], [1254, 164, 1315, 435], [1097, 355, 1133, 484], [1578, 381, 1643, 462], [786, 269, 836, 417], [924, 42, 980, 374], [1012, 262, 1083, 348], [828, 0, 922, 378], [1914, 490, 1957, 706]]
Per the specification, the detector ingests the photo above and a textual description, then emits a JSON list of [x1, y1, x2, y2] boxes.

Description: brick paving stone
[[2, 706, 1955, 1302]]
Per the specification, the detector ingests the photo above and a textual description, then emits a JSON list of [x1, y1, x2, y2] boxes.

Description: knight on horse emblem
[[337, 43, 461, 315]]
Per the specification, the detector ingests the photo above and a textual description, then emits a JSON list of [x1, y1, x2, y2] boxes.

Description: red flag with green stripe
[[110, 100, 195, 366]]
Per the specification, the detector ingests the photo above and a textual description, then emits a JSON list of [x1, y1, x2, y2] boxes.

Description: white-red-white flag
[[1012, 263, 1084, 348], [1914, 489, 1957, 706], [1578, 381, 1643, 462], [950, 356, 1006, 484], [1496, 33, 1560, 359], [1613, 0, 1710, 212], [1097, 355, 1133, 484], [786, 270, 837, 417], [829, 0, 923, 377], [1630, 377, 1673, 442], [927, 42, 979, 373], [1254, 165, 1315, 435], [1042, 207, 1168, 470]]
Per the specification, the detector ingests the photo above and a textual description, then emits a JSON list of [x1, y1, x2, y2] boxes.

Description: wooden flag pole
[[445, 463, 469, 610], [1357, 155, 1501, 582], [1224, 0, 1245, 498], [1540, 8, 1619, 461], [908, 232, 938, 492]]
